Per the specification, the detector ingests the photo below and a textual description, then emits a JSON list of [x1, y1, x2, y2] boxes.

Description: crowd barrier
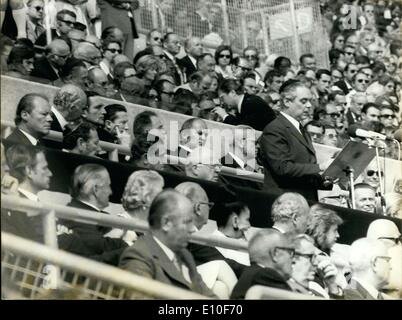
[[2, 76, 401, 192], [1, 232, 208, 300], [3, 146, 399, 245]]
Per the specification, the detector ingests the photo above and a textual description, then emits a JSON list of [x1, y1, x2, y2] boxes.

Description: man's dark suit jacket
[[230, 264, 292, 299], [31, 57, 60, 82], [177, 55, 197, 79], [119, 233, 216, 297], [35, 29, 59, 47], [333, 80, 352, 95], [1, 191, 44, 243], [3, 128, 41, 151], [345, 109, 361, 126], [188, 242, 246, 278], [223, 94, 276, 131], [57, 198, 128, 266], [259, 113, 322, 201], [163, 53, 183, 86], [343, 279, 378, 300]]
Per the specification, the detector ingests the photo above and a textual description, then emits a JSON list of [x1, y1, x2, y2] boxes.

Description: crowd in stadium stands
[[0, 0, 401, 299]]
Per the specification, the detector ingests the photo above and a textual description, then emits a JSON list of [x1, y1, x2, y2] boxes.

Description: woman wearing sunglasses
[[214, 45, 234, 79]]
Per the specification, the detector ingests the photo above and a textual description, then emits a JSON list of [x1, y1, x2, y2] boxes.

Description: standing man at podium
[[260, 81, 331, 201]]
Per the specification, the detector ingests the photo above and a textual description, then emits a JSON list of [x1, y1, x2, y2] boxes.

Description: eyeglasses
[[34, 6, 44, 11], [356, 79, 370, 84], [238, 66, 252, 72], [148, 94, 159, 100], [194, 201, 214, 211], [345, 51, 354, 55], [161, 91, 175, 97], [271, 99, 281, 104], [294, 251, 315, 262], [378, 236, 402, 245], [153, 37, 162, 41], [106, 48, 122, 54], [274, 246, 295, 257], [366, 170, 384, 177], [219, 54, 231, 59], [245, 55, 257, 60], [58, 19, 75, 27], [326, 112, 341, 118], [349, 69, 358, 74], [380, 114, 396, 119]]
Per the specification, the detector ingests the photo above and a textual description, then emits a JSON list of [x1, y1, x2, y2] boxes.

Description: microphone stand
[[343, 166, 355, 209], [368, 137, 387, 215]]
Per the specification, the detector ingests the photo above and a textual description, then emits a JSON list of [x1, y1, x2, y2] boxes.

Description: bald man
[[87, 67, 114, 98], [73, 42, 102, 68], [231, 229, 295, 299], [345, 238, 392, 300], [31, 39, 71, 81], [184, 146, 222, 182], [175, 118, 208, 158], [119, 189, 215, 297]]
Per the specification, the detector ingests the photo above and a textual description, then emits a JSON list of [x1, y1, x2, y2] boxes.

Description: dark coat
[[259, 113, 322, 201], [31, 57, 60, 82], [57, 198, 128, 266], [177, 55, 198, 79], [3, 128, 41, 151], [119, 233, 216, 297], [223, 94, 276, 131], [333, 80, 352, 95], [230, 264, 292, 299]]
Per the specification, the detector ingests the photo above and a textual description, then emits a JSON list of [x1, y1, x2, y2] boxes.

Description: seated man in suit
[[57, 58, 88, 90], [31, 39, 71, 82], [175, 182, 238, 298], [345, 238, 392, 300], [162, 32, 184, 85], [119, 189, 216, 297], [72, 42, 102, 68], [231, 229, 294, 299], [271, 192, 311, 234], [51, 84, 87, 133], [177, 36, 203, 79], [2, 145, 52, 243], [183, 147, 222, 183], [215, 79, 276, 131], [259, 81, 331, 201], [97, 104, 130, 146], [62, 122, 101, 157], [4, 93, 53, 150], [172, 118, 208, 158], [87, 67, 116, 98], [57, 164, 128, 266]]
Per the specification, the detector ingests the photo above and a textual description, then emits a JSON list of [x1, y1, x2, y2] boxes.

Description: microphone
[[348, 126, 392, 141]]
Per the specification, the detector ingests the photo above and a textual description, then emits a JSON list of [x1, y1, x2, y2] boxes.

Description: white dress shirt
[[280, 111, 302, 135], [19, 129, 39, 146]]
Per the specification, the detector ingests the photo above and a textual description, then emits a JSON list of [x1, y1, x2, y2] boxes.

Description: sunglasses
[[59, 19, 75, 27], [161, 91, 175, 97], [219, 54, 231, 59], [327, 112, 341, 118], [106, 48, 122, 54], [245, 55, 257, 60], [378, 236, 402, 245], [357, 79, 370, 84], [380, 114, 396, 119], [366, 170, 384, 177], [153, 37, 162, 41], [274, 246, 295, 257], [271, 99, 281, 104], [345, 52, 354, 55], [34, 6, 44, 11], [239, 66, 252, 72], [195, 201, 215, 211]]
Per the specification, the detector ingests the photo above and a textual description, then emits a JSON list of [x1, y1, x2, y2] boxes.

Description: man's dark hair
[[215, 201, 248, 228], [6, 144, 44, 183], [218, 78, 242, 94], [15, 93, 49, 125], [56, 9, 76, 21], [59, 57, 86, 79], [355, 55, 370, 66], [362, 102, 379, 114], [163, 32, 176, 44], [344, 62, 357, 72], [329, 48, 344, 65], [263, 70, 283, 84], [274, 56, 291, 71], [316, 69, 331, 80], [188, 71, 203, 83], [299, 53, 314, 65], [196, 53, 214, 69], [104, 104, 127, 123], [370, 61, 386, 74], [328, 90, 345, 102], [63, 122, 96, 150], [148, 189, 180, 229], [131, 110, 159, 158], [7, 45, 35, 65], [173, 89, 197, 115], [390, 39, 402, 56]]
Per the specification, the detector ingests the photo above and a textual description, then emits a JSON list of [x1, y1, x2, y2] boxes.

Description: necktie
[[172, 255, 191, 283], [299, 123, 310, 143]]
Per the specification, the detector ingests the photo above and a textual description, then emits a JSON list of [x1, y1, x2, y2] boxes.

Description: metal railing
[[1, 232, 209, 300], [0, 120, 265, 183], [244, 285, 324, 300]]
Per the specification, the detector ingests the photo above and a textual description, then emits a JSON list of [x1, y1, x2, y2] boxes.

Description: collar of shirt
[[272, 225, 286, 233], [188, 55, 197, 68], [18, 188, 39, 202], [280, 112, 302, 135], [179, 144, 193, 154], [352, 277, 379, 299], [153, 235, 175, 261], [99, 61, 113, 78], [19, 128, 38, 145], [51, 105, 68, 130], [27, 19, 43, 31], [237, 94, 245, 114], [163, 50, 176, 62], [79, 200, 102, 212], [228, 151, 245, 169]]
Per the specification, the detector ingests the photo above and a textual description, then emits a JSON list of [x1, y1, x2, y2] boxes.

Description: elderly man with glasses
[[344, 238, 393, 300]]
